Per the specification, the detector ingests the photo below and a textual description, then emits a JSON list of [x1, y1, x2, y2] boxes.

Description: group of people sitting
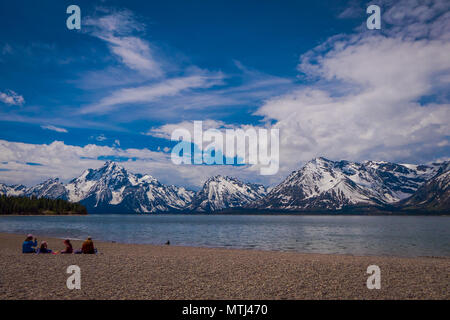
[[22, 234, 97, 254]]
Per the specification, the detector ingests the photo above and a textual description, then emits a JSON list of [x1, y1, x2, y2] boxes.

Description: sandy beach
[[0, 232, 448, 300]]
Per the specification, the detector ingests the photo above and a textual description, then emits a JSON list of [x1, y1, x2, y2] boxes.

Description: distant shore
[[3, 210, 447, 216], [0, 213, 88, 216], [0, 232, 448, 300], [0, 195, 87, 215]]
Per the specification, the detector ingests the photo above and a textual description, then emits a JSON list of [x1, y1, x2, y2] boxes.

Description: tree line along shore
[[0, 195, 87, 215]]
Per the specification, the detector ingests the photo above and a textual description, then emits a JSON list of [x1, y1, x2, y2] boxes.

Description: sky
[[0, 0, 449, 189]]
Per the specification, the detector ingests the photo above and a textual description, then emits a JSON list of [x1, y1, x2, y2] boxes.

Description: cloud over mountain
[[254, 0, 450, 177]]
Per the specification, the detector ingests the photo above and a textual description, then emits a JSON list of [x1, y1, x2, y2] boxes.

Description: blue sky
[[0, 0, 354, 141], [0, 0, 449, 188]]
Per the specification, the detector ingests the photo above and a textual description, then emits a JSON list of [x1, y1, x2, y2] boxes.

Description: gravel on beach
[[0, 232, 448, 300]]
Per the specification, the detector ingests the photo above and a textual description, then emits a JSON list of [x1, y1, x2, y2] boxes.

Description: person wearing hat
[[22, 234, 37, 253]]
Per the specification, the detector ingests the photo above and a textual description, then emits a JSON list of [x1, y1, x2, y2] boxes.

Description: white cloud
[[85, 9, 163, 77], [147, 120, 280, 177], [41, 125, 68, 133], [2, 1, 448, 189], [79, 9, 292, 119], [0, 140, 269, 189], [0, 90, 24, 106], [253, 0, 450, 176], [80, 73, 224, 114], [146, 120, 233, 139], [382, 0, 450, 40], [147, 120, 258, 159], [103, 35, 162, 75]]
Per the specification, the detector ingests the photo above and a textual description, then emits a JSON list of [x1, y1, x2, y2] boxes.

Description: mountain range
[[0, 158, 448, 214], [251, 157, 445, 211]]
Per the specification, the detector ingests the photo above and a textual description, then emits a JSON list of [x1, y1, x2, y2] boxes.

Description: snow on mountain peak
[[253, 158, 447, 210], [62, 161, 193, 212], [25, 178, 68, 200], [1, 158, 448, 213], [0, 183, 27, 197], [189, 175, 267, 212]]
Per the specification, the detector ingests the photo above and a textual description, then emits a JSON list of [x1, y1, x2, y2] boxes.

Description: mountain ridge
[[188, 175, 267, 212], [0, 158, 448, 214], [250, 157, 447, 211]]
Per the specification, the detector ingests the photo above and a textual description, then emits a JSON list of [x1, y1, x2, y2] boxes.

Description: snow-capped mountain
[[64, 161, 194, 213], [0, 162, 193, 213], [1, 158, 448, 213], [189, 175, 267, 212], [0, 183, 27, 197], [400, 163, 450, 212], [25, 178, 68, 200], [252, 157, 447, 211]]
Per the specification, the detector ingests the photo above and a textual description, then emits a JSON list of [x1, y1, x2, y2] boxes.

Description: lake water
[[0, 214, 449, 257]]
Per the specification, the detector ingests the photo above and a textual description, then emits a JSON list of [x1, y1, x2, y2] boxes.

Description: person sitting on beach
[[36, 241, 52, 254], [81, 236, 96, 254], [22, 234, 37, 253], [60, 239, 73, 254]]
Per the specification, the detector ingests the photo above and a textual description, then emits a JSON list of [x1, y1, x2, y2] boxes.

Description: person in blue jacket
[[22, 234, 37, 253], [36, 241, 52, 254]]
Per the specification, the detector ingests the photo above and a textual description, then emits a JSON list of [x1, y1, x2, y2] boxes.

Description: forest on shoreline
[[0, 195, 87, 215]]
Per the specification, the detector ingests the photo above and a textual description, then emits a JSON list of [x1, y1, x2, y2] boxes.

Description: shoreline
[[1, 230, 450, 259], [2, 211, 449, 216], [0, 232, 449, 300]]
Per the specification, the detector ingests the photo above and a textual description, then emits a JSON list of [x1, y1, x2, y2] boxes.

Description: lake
[[0, 214, 449, 257]]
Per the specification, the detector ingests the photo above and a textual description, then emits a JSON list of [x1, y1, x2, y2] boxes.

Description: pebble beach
[[0, 232, 448, 300]]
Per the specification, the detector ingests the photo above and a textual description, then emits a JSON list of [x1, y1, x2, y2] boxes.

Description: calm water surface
[[0, 214, 449, 257]]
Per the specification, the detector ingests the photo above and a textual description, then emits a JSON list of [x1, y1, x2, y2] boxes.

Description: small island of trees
[[0, 195, 87, 215]]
